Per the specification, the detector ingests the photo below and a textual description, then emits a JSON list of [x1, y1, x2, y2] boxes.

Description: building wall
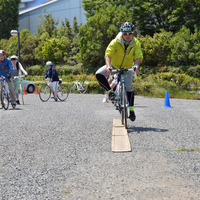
[[20, 0, 47, 11], [19, 0, 87, 33]]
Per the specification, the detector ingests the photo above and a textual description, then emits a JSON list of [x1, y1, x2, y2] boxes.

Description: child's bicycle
[[39, 79, 69, 102], [70, 79, 88, 94], [13, 75, 25, 105], [0, 76, 16, 110]]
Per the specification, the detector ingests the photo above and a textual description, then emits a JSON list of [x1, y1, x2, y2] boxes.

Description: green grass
[[176, 148, 200, 152], [62, 190, 70, 194]]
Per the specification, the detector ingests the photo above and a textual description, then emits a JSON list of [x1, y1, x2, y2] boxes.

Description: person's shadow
[[128, 126, 168, 134]]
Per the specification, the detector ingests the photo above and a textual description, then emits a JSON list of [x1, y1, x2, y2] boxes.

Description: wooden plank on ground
[[112, 119, 131, 152]]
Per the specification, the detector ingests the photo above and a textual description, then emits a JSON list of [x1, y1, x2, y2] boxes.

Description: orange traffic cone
[[35, 86, 39, 94], [23, 86, 27, 95]]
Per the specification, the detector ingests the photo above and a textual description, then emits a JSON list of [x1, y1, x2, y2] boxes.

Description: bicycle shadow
[[10, 108, 23, 111], [128, 126, 168, 134]]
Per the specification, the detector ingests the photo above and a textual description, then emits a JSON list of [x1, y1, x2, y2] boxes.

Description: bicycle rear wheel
[[39, 84, 51, 102], [1, 85, 9, 110], [57, 84, 69, 101], [121, 83, 128, 129]]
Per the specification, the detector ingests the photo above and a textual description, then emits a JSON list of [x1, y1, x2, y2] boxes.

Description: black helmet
[[120, 22, 135, 32]]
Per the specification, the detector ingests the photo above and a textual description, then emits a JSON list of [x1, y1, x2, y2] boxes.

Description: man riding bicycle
[[0, 50, 17, 107], [96, 22, 143, 121]]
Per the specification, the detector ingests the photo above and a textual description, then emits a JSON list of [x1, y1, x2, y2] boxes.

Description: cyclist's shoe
[[129, 111, 136, 121], [11, 101, 17, 108], [108, 91, 116, 100], [16, 100, 20, 105], [102, 94, 109, 103], [54, 97, 58, 102]]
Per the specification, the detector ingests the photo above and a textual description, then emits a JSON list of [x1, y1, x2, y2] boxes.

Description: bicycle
[[13, 75, 25, 105], [39, 79, 69, 102], [0, 76, 16, 110], [111, 68, 136, 129], [70, 79, 88, 94]]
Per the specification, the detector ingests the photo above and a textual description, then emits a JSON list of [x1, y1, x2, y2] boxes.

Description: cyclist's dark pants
[[96, 65, 134, 106]]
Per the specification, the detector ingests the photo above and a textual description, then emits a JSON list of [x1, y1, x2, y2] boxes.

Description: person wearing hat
[[43, 61, 59, 101], [11, 55, 28, 104], [0, 50, 17, 107]]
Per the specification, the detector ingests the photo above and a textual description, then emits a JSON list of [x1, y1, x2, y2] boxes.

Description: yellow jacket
[[105, 32, 143, 69]]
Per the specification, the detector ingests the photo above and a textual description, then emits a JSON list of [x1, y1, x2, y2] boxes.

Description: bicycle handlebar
[[111, 67, 137, 78], [13, 75, 25, 79]]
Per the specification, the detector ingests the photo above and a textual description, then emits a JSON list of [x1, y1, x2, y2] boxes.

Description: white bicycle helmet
[[46, 61, 53, 66], [11, 55, 18, 60]]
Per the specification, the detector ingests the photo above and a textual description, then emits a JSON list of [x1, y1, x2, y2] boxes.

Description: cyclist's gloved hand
[[7, 73, 11, 79], [50, 78, 53, 82], [25, 74, 28, 77], [106, 65, 112, 75], [132, 64, 139, 74]]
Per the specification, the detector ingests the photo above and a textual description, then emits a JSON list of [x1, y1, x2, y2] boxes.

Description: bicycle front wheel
[[121, 83, 128, 129], [1, 85, 9, 110], [58, 84, 69, 101], [39, 84, 51, 102]]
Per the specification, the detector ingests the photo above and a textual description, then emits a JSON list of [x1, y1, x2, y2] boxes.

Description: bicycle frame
[[114, 70, 129, 111], [111, 68, 135, 128], [73, 80, 83, 90], [42, 79, 61, 95], [13, 75, 25, 94]]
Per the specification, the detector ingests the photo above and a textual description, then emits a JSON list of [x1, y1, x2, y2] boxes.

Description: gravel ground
[[0, 94, 200, 200]]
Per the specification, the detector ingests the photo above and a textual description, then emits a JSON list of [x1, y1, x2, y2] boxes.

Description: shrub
[[186, 65, 200, 78], [26, 65, 46, 76], [139, 30, 173, 66], [169, 26, 200, 66]]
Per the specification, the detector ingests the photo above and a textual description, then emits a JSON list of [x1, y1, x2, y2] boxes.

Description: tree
[[169, 0, 200, 33], [82, 0, 200, 36], [169, 26, 200, 66], [130, 0, 180, 36], [82, 0, 131, 18], [36, 13, 59, 38], [0, 0, 20, 39], [130, 0, 200, 35], [20, 29, 37, 66], [42, 37, 71, 63], [139, 30, 173, 66], [79, 4, 132, 73]]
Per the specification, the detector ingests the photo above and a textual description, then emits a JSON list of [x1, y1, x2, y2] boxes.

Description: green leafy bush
[[169, 26, 200, 66], [139, 30, 173, 66], [26, 65, 46, 76], [186, 65, 200, 78]]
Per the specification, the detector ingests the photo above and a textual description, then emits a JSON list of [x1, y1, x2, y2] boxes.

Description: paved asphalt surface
[[0, 94, 200, 200]]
